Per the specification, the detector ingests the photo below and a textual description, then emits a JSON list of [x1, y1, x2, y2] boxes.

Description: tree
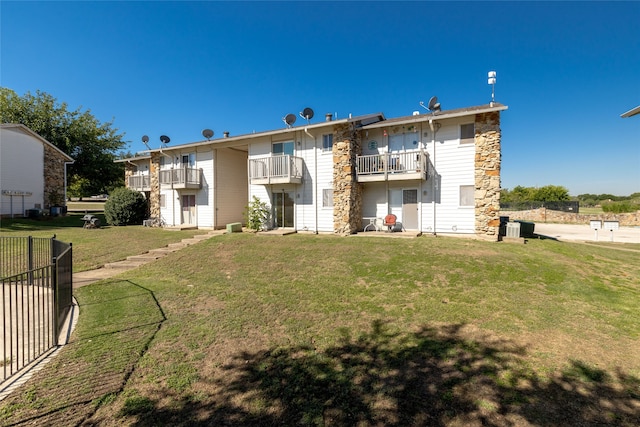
[[0, 87, 125, 196]]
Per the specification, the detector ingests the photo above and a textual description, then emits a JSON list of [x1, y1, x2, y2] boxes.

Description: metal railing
[[1, 236, 73, 382], [159, 167, 202, 187], [127, 174, 151, 190], [249, 155, 304, 182], [356, 150, 428, 177]]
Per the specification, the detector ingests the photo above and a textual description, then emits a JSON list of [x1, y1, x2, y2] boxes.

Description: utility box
[[515, 221, 535, 238], [226, 222, 242, 233], [506, 222, 521, 238]]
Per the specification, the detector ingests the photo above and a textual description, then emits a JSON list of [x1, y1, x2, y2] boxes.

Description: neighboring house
[[121, 101, 508, 240], [0, 123, 74, 218]]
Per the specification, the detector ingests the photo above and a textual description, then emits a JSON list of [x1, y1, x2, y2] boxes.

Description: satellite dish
[[160, 135, 170, 145], [283, 113, 297, 128], [300, 107, 314, 122], [202, 129, 214, 140], [427, 96, 441, 112], [141, 135, 151, 150]]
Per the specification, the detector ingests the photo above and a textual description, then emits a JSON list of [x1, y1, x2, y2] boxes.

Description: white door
[[402, 189, 418, 230], [181, 194, 196, 225]]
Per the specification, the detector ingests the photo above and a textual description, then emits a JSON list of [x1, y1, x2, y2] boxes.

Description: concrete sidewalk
[[0, 229, 226, 400]]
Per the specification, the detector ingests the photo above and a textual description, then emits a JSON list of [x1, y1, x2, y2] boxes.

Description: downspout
[[304, 127, 318, 234], [429, 118, 437, 236]]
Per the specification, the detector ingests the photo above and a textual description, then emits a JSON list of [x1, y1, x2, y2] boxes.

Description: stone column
[[474, 111, 502, 240], [332, 123, 363, 234], [43, 145, 67, 208], [149, 152, 161, 218]]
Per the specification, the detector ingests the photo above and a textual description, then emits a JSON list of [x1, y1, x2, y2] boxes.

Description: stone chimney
[[474, 111, 502, 240], [332, 123, 362, 234]]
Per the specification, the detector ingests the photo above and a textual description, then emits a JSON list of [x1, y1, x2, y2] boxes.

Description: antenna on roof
[[202, 129, 214, 140], [299, 107, 314, 124], [488, 71, 496, 105], [159, 135, 170, 147], [419, 96, 441, 114], [141, 135, 150, 150], [283, 113, 297, 128]]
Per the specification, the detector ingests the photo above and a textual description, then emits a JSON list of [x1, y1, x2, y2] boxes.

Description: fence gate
[[0, 236, 73, 383]]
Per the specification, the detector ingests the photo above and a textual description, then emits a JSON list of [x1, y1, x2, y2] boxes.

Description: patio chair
[[383, 214, 397, 232]]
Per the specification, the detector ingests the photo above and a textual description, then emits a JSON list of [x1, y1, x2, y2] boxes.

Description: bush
[[104, 188, 148, 226], [244, 196, 270, 231], [601, 202, 640, 214]]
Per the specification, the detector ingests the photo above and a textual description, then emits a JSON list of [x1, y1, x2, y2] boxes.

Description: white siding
[[0, 127, 45, 216], [422, 119, 475, 234]]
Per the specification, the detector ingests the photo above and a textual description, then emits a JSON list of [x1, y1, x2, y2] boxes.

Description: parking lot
[[533, 223, 640, 244]]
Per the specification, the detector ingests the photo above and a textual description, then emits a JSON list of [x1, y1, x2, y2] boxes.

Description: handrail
[[356, 150, 428, 176]]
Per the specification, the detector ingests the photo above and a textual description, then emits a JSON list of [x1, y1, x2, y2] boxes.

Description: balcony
[[356, 150, 428, 182], [249, 155, 304, 185], [127, 175, 151, 192], [159, 168, 202, 189]]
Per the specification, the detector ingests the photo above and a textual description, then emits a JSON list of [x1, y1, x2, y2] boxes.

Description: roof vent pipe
[[223, 131, 230, 138], [325, 113, 333, 122]]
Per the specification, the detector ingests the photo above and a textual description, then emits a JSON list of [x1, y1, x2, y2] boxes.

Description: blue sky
[[2, 1, 639, 196]]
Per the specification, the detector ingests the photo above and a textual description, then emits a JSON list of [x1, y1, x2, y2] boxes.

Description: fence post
[[28, 236, 34, 285]]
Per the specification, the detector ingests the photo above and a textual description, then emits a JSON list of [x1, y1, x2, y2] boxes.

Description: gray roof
[[621, 106, 640, 118]]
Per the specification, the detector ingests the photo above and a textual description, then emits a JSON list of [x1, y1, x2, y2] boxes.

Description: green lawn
[[0, 213, 209, 271], [1, 233, 639, 426]]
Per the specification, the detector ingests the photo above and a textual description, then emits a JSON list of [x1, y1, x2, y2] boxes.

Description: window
[[460, 123, 475, 144], [322, 134, 333, 152], [181, 153, 195, 167], [322, 189, 333, 207], [459, 185, 475, 207], [160, 194, 166, 208], [272, 141, 294, 156]]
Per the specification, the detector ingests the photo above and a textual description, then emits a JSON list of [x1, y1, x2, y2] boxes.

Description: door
[[273, 191, 294, 228], [402, 189, 418, 230], [181, 194, 196, 225]]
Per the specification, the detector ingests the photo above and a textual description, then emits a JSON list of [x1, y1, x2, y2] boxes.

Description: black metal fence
[[1, 236, 73, 383]]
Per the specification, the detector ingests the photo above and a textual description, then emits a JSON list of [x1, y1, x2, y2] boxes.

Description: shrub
[[601, 202, 640, 214], [104, 188, 148, 226], [244, 196, 270, 231]]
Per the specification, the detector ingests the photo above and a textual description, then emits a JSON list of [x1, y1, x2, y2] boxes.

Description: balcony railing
[[249, 155, 304, 185], [159, 167, 202, 189], [127, 175, 151, 191], [356, 150, 428, 182]]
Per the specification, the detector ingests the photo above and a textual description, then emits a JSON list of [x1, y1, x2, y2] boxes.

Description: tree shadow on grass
[[0, 279, 164, 426], [115, 320, 640, 426]]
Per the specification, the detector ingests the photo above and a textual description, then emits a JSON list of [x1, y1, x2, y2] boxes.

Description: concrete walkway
[[0, 229, 226, 400]]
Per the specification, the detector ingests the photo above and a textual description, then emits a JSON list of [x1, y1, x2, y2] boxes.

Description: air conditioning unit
[[506, 222, 521, 238]]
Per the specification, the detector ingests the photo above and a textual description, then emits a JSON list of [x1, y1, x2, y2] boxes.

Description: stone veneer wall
[[474, 111, 502, 240], [503, 208, 640, 227], [43, 144, 68, 208], [332, 123, 363, 234], [149, 153, 161, 218]]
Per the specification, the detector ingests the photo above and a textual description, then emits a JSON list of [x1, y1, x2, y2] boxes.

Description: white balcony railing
[[159, 167, 202, 189], [127, 175, 150, 191], [356, 150, 428, 182], [249, 155, 304, 184]]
